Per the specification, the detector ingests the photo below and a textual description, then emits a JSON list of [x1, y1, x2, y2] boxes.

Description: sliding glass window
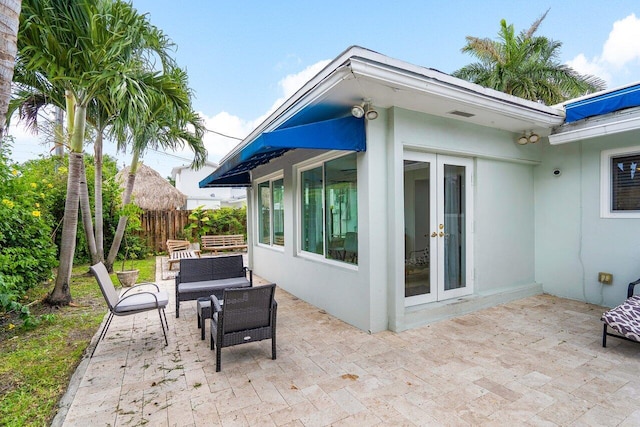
[[257, 176, 284, 246], [300, 153, 358, 264]]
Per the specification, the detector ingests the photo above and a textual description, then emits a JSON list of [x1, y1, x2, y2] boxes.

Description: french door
[[404, 151, 473, 306]]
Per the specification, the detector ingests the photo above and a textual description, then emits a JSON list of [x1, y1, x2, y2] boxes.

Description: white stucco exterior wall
[[246, 106, 549, 333], [535, 130, 640, 307]]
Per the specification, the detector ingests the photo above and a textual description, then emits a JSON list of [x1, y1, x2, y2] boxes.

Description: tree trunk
[[48, 101, 86, 306], [0, 0, 22, 136], [79, 159, 98, 264], [94, 129, 104, 262], [47, 152, 83, 305], [105, 152, 139, 272]]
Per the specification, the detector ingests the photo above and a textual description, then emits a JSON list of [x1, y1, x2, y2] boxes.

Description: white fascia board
[[218, 45, 565, 163], [348, 58, 564, 128], [549, 114, 640, 145]]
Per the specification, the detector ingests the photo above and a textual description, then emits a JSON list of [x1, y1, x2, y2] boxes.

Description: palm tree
[[16, 0, 190, 305], [105, 68, 207, 271], [452, 10, 606, 105], [0, 0, 21, 136]]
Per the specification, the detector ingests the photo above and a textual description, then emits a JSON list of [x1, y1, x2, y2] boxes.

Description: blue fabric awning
[[200, 116, 366, 188], [566, 84, 640, 123]]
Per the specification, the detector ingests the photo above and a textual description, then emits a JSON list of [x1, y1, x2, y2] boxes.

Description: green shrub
[[184, 205, 247, 240], [19, 153, 122, 264], [0, 143, 57, 319]]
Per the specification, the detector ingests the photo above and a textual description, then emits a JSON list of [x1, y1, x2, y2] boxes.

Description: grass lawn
[[0, 257, 157, 427]]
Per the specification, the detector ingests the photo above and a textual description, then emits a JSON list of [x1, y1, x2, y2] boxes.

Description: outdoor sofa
[[175, 255, 252, 318]]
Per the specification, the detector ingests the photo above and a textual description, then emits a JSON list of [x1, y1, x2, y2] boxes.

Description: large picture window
[[300, 153, 358, 264], [601, 146, 640, 218], [257, 176, 284, 246]]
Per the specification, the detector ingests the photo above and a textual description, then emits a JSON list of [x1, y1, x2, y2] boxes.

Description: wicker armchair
[[210, 284, 277, 372]]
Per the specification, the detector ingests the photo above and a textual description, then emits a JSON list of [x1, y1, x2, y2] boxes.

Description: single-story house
[[200, 45, 640, 333], [172, 161, 246, 210]]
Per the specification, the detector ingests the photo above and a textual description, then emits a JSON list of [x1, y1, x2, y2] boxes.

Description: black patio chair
[[210, 283, 277, 372]]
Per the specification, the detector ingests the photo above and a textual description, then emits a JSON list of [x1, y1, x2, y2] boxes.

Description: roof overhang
[[202, 46, 565, 188], [549, 106, 640, 145], [549, 83, 640, 145]]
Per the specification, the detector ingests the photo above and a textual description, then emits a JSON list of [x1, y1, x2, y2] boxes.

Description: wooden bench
[[201, 234, 247, 254], [175, 255, 252, 318], [166, 239, 200, 270]]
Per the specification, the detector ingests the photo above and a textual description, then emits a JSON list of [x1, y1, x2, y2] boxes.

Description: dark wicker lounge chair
[[210, 284, 277, 372], [90, 262, 169, 356]]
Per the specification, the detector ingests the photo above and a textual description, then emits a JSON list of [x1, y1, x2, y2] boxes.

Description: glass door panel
[[404, 154, 437, 305], [404, 152, 473, 306], [442, 160, 467, 294]]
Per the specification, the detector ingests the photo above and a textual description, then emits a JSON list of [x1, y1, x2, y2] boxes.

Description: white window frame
[[295, 151, 358, 267], [601, 146, 640, 218], [255, 171, 284, 249]]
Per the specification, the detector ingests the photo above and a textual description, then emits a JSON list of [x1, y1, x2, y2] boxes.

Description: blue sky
[[9, 0, 640, 177]]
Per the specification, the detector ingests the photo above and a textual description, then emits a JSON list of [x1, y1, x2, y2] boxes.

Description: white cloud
[[180, 59, 333, 169], [200, 111, 252, 161], [254, 59, 331, 125], [601, 13, 640, 69], [566, 53, 611, 85], [567, 13, 640, 87], [279, 60, 331, 99]]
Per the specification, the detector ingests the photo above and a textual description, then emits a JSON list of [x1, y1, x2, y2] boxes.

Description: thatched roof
[[115, 164, 186, 211]]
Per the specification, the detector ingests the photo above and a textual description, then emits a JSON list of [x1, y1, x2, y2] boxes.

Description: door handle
[[439, 231, 445, 237], [431, 232, 437, 238]]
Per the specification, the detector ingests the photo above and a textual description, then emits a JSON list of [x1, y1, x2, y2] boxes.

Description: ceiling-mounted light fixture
[[351, 99, 378, 120], [365, 104, 378, 120], [351, 104, 365, 119], [517, 131, 541, 145]]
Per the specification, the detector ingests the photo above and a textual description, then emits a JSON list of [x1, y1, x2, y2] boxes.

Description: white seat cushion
[[114, 291, 169, 313]]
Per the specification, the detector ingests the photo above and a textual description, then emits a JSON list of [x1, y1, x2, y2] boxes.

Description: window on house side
[[301, 167, 323, 255], [611, 153, 640, 211], [257, 177, 284, 246], [273, 179, 284, 246], [601, 146, 640, 218], [258, 181, 271, 244], [300, 153, 358, 264]]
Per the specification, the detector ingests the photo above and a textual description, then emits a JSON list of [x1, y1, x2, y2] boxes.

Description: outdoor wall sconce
[[351, 99, 378, 120], [517, 131, 540, 145]]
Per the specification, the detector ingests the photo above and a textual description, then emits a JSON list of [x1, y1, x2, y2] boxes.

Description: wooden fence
[[136, 210, 192, 253]]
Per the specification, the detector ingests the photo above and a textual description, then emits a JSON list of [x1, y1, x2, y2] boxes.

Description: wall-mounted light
[[351, 99, 378, 120], [351, 104, 365, 118], [517, 131, 540, 145], [365, 104, 378, 120]]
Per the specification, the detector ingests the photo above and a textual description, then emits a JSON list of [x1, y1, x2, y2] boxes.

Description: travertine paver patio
[[57, 258, 640, 426]]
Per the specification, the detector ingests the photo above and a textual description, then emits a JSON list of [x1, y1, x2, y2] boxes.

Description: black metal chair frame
[[90, 262, 169, 357]]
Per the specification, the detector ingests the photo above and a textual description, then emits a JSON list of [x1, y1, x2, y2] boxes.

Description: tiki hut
[[115, 164, 186, 211]]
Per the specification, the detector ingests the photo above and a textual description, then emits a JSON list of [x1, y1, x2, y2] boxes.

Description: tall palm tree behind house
[[452, 10, 606, 105]]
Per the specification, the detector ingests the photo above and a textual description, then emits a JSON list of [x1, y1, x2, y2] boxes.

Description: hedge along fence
[[135, 207, 247, 253]]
